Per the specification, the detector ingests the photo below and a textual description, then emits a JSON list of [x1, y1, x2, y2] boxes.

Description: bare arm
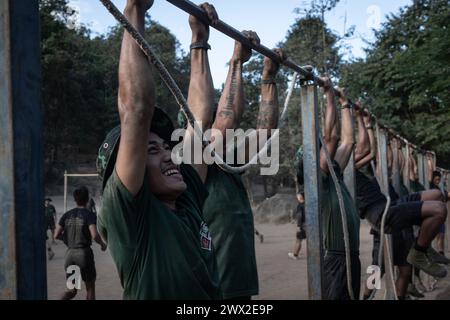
[[354, 105, 370, 163], [397, 140, 406, 179], [409, 151, 418, 181], [54, 224, 63, 241], [355, 110, 376, 169], [116, 0, 156, 196], [318, 77, 338, 173], [255, 49, 287, 154], [89, 225, 107, 251], [213, 31, 258, 138], [184, 3, 218, 182], [334, 88, 355, 171], [387, 141, 393, 176], [427, 153, 434, 183]]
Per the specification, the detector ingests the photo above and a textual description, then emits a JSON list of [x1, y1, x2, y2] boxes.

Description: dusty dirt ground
[[46, 196, 450, 300]]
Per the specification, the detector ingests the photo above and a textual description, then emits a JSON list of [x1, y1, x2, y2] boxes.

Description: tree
[[340, 0, 450, 167], [40, 2, 191, 181]]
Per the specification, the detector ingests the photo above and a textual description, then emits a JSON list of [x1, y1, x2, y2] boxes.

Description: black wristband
[[190, 41, 211, 50], [366, 126, 373, 130], [341, 103, 352, 109]]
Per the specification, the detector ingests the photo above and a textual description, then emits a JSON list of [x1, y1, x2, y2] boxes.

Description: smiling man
[[96, 0, 222, 299]]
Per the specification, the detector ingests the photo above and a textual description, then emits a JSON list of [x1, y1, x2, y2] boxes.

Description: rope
[[99, 0, 293, 174], [374, 126, 398, 300], [318, 135, 355, 300]]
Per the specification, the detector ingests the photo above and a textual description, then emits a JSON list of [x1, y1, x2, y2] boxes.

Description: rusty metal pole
[[0, 0, 46, 299], [376, 126, 396, 300], [301, 83, 324, 300]]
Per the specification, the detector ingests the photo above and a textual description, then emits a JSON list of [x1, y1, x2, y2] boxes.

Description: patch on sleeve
[[199, 222, 212, 251]]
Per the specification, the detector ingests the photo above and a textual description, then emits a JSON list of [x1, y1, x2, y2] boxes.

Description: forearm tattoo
[[218, 61, 239, 120], [257, 100, 278, 129]]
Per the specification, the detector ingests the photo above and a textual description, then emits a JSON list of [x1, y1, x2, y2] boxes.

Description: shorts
[[372, 227, 414, 269], [439, 224, 446, 234], [64, 248, 96, 283], [296, 225, 306, 240], [365, 193, 423, 234], [323, 251, 361, 300]]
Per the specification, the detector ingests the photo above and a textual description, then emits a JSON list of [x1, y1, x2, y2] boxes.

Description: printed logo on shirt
[[199, 222, 212, 251]]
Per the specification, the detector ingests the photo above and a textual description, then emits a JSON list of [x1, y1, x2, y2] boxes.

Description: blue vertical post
[[0, 0, 17, 300], [0, 0, 46, 299], [301, 84, 324, 300]]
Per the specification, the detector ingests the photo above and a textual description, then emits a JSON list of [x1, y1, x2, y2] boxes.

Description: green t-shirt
[[98, 165, 221, 300], [45, 205, 56, 223], [321, 162, 360, 254], [400, 183, 409, 197], [410, 179, 425, 193], [203, 165, 258, 299]]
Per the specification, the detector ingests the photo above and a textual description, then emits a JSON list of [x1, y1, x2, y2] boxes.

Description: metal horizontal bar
[[166, 0, 317, 81], [164, 0, 445, 167]]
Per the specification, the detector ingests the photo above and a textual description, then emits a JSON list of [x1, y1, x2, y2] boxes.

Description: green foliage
[[40, 2, 190, 179], [340, 0, 450, 167]]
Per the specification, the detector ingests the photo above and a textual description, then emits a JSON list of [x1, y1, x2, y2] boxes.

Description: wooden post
[[0, 0, 46, 299]]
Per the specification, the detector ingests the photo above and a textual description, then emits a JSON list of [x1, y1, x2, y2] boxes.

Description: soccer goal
[[63, 171, 99, 213]]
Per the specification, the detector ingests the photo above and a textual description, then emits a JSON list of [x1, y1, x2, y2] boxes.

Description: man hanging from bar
[[188, 20, 286, 298], [96, 0, 223, 299], [364, 138, 422, 299], [298, 78, 361, 300], [353, 120, 449, 283], [427, 155, 450, 259]]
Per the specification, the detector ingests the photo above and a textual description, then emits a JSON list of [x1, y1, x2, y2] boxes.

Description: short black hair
[[433, 171, 442, 179], [73, 186, 89, 206]]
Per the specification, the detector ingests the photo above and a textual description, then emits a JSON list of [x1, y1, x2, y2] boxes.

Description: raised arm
[[355, 109, 376, 169], [184, 3, 218, 182], [409, 150, 418, 181], [354, 104, 370, 163], [318, 77, 338, 173], [116, 0, 156, 196], [253, 48, 287, 157], [334, 88, 355, 171], [256, 49, 286, 133], [212, 31, 258, 135], [398, 140, 405, 175], [387, 141, 393, 177], [427, 153, 434, 183]]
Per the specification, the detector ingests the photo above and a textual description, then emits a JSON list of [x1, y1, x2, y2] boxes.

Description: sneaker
[[407, 283, 424, 298], [288, 252, 299, 260], [414, 276, 427, 293], [427, 247, 450, 265], [407, 248, 447, 278]]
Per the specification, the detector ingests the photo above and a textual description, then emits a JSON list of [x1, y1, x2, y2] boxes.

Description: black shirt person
[[288, 193, 306, 260], [54, 186, 107, 300]]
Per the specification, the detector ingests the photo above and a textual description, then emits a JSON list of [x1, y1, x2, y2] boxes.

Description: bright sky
[[68, 0, 411, 87]]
